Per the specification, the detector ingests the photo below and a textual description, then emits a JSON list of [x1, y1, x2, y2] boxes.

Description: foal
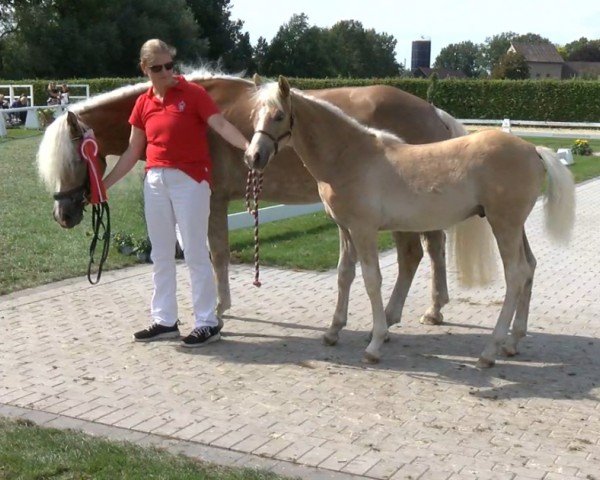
[[245, 76, 575, 367]]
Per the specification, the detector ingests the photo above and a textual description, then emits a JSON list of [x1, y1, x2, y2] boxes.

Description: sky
[[229, 0, 599, 68]]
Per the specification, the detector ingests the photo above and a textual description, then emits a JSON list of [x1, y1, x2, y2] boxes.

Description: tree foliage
[[492, 52, 530, 79], [0, 0, 205, 78], [433, 41, 484, 78], [563, 37, 600, 61]]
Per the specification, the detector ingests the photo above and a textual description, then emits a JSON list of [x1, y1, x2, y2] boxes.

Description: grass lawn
[[1, 131, 599, 295], [0, 417, 288, 480]]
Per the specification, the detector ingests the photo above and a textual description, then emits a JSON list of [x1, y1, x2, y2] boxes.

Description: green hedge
[[3, 76, 599, 122]]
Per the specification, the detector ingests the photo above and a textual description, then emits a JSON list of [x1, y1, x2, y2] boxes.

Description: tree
[[0, 0, 204, 79], [253, 36, 269, 74], [327, 20, 400, 77], [433, 41, 484, 78], [185, 0, 252, 71], [492, 52, 530, 79], [261, 13, 333, 77], [563, 37, 600, 61]]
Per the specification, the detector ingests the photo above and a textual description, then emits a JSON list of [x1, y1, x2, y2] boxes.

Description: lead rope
[[88, 202, 110, 284], [245, 169, 263, 287]]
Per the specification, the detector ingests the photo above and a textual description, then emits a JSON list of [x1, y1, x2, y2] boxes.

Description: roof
[[413, 67, 467, 79], [509, 42, 564, 64]]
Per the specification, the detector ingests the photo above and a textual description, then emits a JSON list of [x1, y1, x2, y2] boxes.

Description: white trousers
[[144, 168, 218, 329]]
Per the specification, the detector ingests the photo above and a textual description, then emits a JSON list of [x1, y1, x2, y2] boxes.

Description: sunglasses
[[148, 61, 174, 73]]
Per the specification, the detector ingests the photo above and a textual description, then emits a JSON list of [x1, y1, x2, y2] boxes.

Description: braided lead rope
[[245, 169, 263, 287]]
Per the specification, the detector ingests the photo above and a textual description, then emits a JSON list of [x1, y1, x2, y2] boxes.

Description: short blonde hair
[[139, 39, 176, 69]]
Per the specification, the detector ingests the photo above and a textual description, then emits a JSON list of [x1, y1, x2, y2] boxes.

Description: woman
[[103, 39, 249, 347]]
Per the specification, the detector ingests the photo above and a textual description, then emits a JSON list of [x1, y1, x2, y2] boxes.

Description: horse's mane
[[37, 113, 79, 191], [72, 66, 252, 115], [37, 66, 253, 191], [253, 81, 405, 145]]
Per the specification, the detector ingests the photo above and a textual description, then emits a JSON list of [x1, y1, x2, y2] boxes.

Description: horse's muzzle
[[53, 202, 84, 228]]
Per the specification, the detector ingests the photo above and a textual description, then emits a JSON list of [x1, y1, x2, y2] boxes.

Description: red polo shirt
[[129, 76, 220, 184]]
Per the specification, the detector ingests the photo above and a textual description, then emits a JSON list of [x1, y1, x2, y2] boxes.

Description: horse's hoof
[[323, 333, 338, 346], [476, 357, 495, 369], [419, 313, 444, 325], [362, 351, 380, 364], [501, 344, 518, 357]]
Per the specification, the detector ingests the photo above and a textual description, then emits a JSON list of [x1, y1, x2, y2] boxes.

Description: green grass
[[1, 133, 599, 295], [0, 417, 288, 480]]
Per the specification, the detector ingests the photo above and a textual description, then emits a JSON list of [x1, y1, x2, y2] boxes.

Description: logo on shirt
[[178, 101, 186, 112]]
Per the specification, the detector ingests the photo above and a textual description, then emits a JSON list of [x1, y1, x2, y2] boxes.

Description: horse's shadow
[[177, 313, 600, 402]]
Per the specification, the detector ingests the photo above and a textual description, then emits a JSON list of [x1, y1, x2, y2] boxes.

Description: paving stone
[[1, 180, 600, 479]]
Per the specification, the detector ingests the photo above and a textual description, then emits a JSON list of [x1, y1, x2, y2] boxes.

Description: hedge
[[2, 76, 599, 122]]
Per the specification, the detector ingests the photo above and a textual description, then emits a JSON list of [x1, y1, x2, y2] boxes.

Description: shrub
[[572, 139, 593, 156]]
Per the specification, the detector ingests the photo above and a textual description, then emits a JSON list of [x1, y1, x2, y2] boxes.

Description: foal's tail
[[536, 146, 576, 243], [434, 107, 469, 138]]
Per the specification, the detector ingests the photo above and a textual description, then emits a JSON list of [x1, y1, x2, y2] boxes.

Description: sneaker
[[133, 322, 180, 342], [180, 326, 221, 348]]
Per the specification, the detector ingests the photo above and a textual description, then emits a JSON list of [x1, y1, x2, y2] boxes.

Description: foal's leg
[[384, 232, 423, 327], [478, 224, 527, 368], [420, 230, 449, 325], [324, 226, 357, 346], [502, 231, 536, 357], [353, 231, 388, 364], [208, 196, 230, 325]]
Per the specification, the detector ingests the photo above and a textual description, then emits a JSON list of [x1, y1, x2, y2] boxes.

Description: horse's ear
[[278, 75, 290, 98], [252, 73, 263, 86], [66, 111, 81, 137]]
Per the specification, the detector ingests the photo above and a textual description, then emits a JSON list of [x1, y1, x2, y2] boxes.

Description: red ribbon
[[80, 134, 107, 205]]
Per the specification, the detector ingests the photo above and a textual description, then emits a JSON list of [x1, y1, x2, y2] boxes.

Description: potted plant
[[134, 237, 152, 262], [113, 231, 135, 255]]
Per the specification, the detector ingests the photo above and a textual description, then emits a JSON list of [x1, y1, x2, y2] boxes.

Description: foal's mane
[[253, 81, 405, 145], [37, 67, 252, 191]]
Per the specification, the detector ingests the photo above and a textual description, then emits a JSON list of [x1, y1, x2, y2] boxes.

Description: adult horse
[[37, 70, 467, 326], [245, 76, 575, 367]]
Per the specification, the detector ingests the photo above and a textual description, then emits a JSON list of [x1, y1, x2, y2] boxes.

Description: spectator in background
[[10, 95, 28, 125], [0, 94, 8, 109], [47, 82, 60, 105], [60, 83, 70, 105]]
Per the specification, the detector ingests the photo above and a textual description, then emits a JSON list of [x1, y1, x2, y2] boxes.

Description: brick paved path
[[1, 180, 599, 479]]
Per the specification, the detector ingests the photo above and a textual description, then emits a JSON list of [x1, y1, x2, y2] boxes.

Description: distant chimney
[[411, 39, 431, 71]]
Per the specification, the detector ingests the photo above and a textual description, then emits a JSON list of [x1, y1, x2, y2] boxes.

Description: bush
[[571, 139, 593, 155]]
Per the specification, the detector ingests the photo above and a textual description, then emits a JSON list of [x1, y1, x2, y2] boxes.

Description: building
[[508, 42, 564, 79], [508, 42, 600, 80]]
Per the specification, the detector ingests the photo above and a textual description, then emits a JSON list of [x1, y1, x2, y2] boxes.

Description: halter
[[253, 112, 294, 155], [53, 127, 110, 285]]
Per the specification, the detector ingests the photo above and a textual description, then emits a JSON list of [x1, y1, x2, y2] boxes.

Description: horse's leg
[[324, 226, 357, 346], [352, 230, 388, 364], [477, 223, 527, 368], [502, 230, 536, 357], [420, 230, 449, 325], [384, 232, 422, 327], [208, 196, 230, 326]]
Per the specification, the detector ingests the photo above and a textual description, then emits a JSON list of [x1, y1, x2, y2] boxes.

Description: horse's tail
[[435, 106, 498, 288], [536, 146, 576, 243], [448, 214, 498, 288], [434, 107, 469, 138]]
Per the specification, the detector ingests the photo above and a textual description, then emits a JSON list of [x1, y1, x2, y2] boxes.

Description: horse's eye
[[274, 110, 285, 122]]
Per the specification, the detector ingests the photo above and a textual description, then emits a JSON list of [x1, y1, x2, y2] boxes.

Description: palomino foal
[[245, 76, 575, 367]]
